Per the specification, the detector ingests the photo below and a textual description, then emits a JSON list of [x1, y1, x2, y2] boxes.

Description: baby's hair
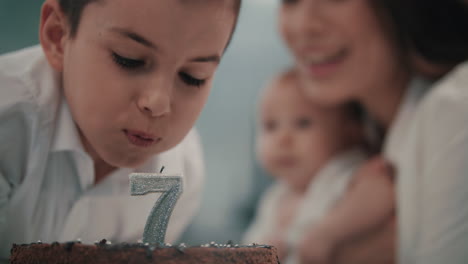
[[277, 68, 364, 125], [58, 0, 242, 38]]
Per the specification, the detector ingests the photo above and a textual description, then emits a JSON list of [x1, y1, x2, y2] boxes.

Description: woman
[[278, 0, 468, 263]]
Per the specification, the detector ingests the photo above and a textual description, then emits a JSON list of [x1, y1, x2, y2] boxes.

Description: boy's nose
[[137, 87, 171, 118]]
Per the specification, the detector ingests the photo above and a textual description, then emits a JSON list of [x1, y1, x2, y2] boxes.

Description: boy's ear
[[39, 0, 69, 72]]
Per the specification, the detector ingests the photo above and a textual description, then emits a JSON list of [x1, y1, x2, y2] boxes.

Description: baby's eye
[[112, 52, 145, 69], [296, 117, 312, 129], [264, 120, 277, 132], [179, 72, 206, 87]]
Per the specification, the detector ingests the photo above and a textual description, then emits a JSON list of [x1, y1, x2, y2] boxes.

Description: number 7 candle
[[129, 172, 183, 246]]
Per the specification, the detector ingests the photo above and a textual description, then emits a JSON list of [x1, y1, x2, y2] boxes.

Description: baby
[[244, 68, 385, 263], [0, 0, 241, 260]]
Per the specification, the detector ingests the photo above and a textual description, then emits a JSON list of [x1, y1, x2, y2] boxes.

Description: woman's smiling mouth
[[300, 48, 348, 79]]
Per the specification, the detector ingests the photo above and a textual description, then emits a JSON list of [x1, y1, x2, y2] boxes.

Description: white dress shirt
[[0, 46, 205, 260], [384, 62, 468, 264], [243, 148, 366, 264]]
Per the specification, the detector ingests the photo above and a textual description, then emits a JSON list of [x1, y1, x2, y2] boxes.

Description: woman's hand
[[266, 235, 288, 261], [297, 228, 337, 264]]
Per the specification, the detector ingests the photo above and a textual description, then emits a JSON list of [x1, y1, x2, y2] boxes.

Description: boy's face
[[257, 77, 353, 192], [58, 0, 235, 167]]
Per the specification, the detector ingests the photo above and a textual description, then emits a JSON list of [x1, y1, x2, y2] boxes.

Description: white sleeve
[[0, 65, 30, 239], [0, 171, 13, 261], [0, 171, 11, 230], [242, 183, 282, 244], [415, 131, 468, 263], [164, 129, 205, 243], [400, 66, 468, 264]]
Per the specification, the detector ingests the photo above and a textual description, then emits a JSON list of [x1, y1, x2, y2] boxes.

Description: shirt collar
[[51, 98, 87, 155]]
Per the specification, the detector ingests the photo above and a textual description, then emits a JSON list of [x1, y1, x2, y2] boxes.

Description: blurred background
[[0, 0, 292, 244]]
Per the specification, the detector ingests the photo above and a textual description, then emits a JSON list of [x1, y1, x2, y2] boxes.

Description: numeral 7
[[130, 173, 183, 246]]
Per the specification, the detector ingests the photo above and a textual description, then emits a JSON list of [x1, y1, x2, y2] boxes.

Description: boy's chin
[[104, 153, 152, 169]]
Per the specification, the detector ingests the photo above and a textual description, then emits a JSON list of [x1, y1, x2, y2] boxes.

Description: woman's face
[[279, 0, 405, 105]]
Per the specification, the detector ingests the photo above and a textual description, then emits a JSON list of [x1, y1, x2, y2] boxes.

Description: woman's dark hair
[[379, 0, 468, 65], [58, 0, 242, 40]]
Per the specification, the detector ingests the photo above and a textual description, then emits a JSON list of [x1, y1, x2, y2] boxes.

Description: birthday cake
[[11, 174, 278, 263], [10, 240, 279, 264]]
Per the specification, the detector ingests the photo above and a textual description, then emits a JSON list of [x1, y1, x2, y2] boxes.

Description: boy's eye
[[296, 117, 312, 129], [112, 52, 145, 69], [179, 72, 206, 87]]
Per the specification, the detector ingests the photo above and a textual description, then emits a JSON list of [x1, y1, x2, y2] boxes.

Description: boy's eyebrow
[[110, 27, 220, 64], [190, 55, 221, 64], [110, 27, 157, 50]]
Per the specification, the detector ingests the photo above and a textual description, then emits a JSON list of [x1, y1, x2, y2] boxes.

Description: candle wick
[[160, 166, 165, 173]]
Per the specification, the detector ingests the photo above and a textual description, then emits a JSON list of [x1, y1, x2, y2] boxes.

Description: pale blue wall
[[181, 0, 292, 244], [0, 1, 43, 54], [0, 0, 292, 244]]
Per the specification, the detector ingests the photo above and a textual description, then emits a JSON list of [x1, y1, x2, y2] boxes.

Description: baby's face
[[60, 0, 235, 167], [257, 78, 352, 191]]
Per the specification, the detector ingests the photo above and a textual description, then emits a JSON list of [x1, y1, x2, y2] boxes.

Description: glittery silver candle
[[129, 173, 183, 246]]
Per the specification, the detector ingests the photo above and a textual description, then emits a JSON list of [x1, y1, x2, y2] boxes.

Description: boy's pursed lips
[[123, 129, 162, 148]]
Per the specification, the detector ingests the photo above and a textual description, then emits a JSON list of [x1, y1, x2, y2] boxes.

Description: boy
[[243, 69, 393, 264], [0, 0, 241, 260]]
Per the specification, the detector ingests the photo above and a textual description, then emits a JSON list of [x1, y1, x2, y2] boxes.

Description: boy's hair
[[58, 0, 242, 40], [58, 0, 99, 37]]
